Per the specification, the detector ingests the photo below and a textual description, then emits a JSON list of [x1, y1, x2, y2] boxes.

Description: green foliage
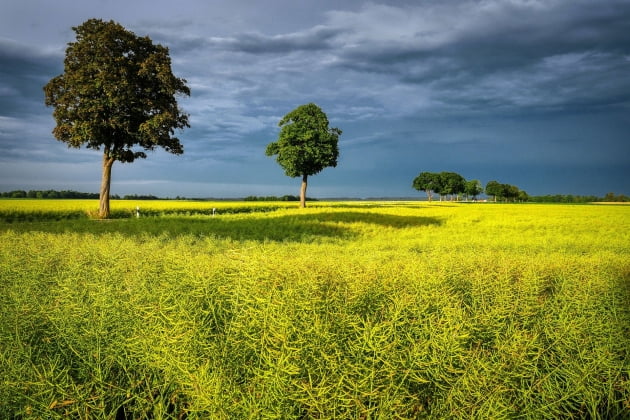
[[244, 195, 318, 202], [122, 194, 160, 200], [485, 181, 528, 202], [413, 171, 466, 201], [603, 192, 630, 202], [529, 193, 629, 203], [532, 194, 599, 203], [437, 172, 466, 198], [43, 19, 190, 163], [412, 172, 440, 201], [485, 180, 503, 201], [464, 179, 483, 199], [265, 103, 341, 178], [1, 202, 629, 418]]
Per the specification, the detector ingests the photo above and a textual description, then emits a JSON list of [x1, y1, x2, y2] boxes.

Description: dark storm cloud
[[0, 39, 61, 117], [0, 39, 73, 166], [0, 0, 628, 197], [207, 26, 341, 54], [325, 0, 630, 114]]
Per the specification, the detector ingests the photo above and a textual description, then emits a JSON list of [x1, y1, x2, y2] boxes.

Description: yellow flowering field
[[1, 200, 628, 418]]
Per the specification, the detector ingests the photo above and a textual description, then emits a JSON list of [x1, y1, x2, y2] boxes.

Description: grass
[[1, 200, 629, 418]]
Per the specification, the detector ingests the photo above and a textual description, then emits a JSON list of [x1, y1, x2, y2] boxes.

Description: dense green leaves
[[413, 171, 466, 201], [414, 172, 528, 202], [44, 19, 190, 161], [485, 180, 527, 202], [464, 179, 483, 200], [412, 172, 441, 201], [266, 103, 341, 178], [439, 172, 466, 197]]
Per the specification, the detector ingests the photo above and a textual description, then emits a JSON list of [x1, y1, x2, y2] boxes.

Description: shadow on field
[[0, 211, 441, 242]]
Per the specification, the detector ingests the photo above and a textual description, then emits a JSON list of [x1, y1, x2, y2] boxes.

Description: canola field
[[0, 199, 629, 418]]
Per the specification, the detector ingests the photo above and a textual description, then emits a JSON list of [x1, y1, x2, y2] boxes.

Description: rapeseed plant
[[0, 201, 628, 418]]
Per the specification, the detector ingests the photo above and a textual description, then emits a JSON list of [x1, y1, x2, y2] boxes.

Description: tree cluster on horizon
[[484, 180, 529, 202], [244, 195, 318, 202], [412, 172, 531, 202], [412, 171, 484, 202], [0, 190, 101, 199]]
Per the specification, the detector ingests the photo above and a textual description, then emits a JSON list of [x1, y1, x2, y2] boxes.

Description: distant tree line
[[413, 171, 473, 201], [0, 190, 102, 199], [412, 172, 531, 202], [412, 172, 522, 202], [484, 180, 529, 202], [530, 192, 629, 203], [412, 171, 490, 202], [413, 172, 630, 203], [0, 190, 158, 200], [600, 192, 629, 202], [120, 194, 160, 200], [244, 195, 318, 202], [1, 189, 627, 203], [0, 190, 323, 202]]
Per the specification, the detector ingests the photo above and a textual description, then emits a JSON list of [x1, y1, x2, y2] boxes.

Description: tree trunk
[[99, 154, 115, 218], [300, 174, 308, 208]]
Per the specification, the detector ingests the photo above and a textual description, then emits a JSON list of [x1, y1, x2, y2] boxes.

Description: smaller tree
[[412, 172, 440, 201], [518, 190, 529, 202], [485, 180, 502, 202], [464, 179, 483, 201], [439, 172, 466, 201], [504, 184, 520, 202], [265, 103, 341, 208]]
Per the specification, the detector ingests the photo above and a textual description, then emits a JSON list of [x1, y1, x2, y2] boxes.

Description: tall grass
[[1, 202, 628, 418]]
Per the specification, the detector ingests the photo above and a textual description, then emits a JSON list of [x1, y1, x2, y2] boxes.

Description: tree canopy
[[413, 171, 466, 201], [43, 18, 190, 218], [485, 180, 503, 202], [265, 103, 341, 207], [412, 172, 441, 201], [485, 180, 528, 202], [464, 179, 484, 200], [413, 172, 531, 202], [438, 172, 466, 198]]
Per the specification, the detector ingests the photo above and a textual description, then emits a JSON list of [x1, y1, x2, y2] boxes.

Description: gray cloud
[[0, 0, 628, 197], [323, 1, 630, 113], [0, 39, 61, 117], [206, 26, 341, 54]]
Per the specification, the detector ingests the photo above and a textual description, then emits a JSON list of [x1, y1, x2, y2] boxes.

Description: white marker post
[[136, 206, 140, 218]]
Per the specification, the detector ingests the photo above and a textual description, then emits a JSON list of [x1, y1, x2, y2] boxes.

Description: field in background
[[1, 200, 629, 418]]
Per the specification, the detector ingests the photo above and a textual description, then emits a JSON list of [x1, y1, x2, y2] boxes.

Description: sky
[[1, 0, 629, 198]]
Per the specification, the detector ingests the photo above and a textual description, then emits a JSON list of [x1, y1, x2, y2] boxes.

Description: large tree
[[265, 103, 341, 208], [44, 19, 190, 218]]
